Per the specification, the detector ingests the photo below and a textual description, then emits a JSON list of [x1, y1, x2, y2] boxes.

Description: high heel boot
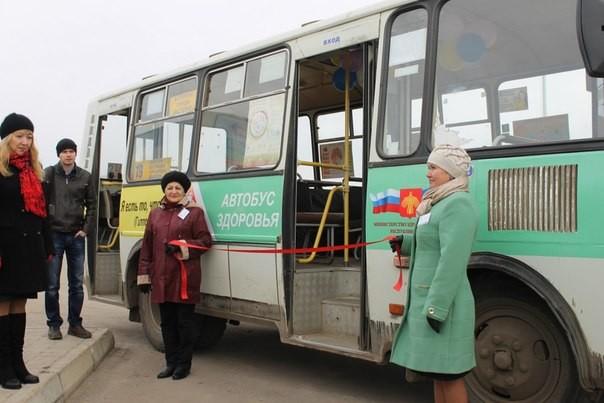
[[10, 313, 39, 384], [0, 315, 21, 390]]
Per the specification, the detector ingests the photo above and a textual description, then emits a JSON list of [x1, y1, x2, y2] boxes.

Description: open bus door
[[86, 111, 129, 304], [287, 38, 376, 357]]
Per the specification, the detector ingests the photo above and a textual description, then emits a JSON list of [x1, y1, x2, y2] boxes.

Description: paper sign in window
[[499, 87, 528, 113], [259, 53, 286, 84], [225, 67, 244, 95], [242, 95, 284, 168], [167, 90, 196, 116]]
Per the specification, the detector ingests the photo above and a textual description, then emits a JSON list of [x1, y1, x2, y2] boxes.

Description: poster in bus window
[[167, 89, 196, 116], [512, 114, 569, 142], [319, 141, 353, 179], [242, 95, 284, 168], [499, 87, 528, 113], [131, 158, 172, 180]]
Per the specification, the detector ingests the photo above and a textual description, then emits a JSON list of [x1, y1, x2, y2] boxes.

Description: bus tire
[[467, 293, 586, 403], [139, 291, 164, 352], [195, 314, 226, 350]]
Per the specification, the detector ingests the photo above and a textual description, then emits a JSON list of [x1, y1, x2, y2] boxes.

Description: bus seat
[[296, 182, 363, 261], [98, 189, 119, 250]]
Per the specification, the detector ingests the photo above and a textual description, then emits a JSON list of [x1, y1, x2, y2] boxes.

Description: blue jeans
[[45, 232, 86, 328]]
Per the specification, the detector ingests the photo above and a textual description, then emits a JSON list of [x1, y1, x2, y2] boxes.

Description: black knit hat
[[56, 138, 77, 156], [161, 171, 191, 192], [0, 113, 34, 139]]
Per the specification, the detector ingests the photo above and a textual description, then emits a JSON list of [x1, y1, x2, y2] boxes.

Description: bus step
[[321, 295, 360, 336]]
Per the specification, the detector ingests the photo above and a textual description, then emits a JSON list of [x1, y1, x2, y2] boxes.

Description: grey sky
[[0, 0, 378, 167]]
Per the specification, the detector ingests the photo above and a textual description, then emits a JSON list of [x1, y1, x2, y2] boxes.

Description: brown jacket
[[137, 198, 212, 304]]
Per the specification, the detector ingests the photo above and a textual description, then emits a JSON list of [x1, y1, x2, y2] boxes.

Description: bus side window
[[197, 50, 289, 175], [129, 77, 198, 181]]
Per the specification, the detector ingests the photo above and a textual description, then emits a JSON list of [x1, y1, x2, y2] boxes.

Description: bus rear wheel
[[467, 296, 584, 403]]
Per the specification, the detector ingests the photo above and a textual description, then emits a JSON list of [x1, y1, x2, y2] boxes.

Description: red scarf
[[9, 152, 47, 218]]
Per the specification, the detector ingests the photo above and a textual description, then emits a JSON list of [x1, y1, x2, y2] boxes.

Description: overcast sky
[[0, 0, 379, 167]]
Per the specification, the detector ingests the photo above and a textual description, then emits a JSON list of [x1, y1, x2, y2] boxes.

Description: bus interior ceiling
[[291, 47, 365, 347]]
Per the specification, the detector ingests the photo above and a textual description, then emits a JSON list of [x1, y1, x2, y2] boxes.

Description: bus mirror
[[577, 0, 604, 77]]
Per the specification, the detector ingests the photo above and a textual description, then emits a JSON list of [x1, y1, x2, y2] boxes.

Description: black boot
[[172, 304, 196, 380], [0, 315, 21, 390], [10, 313, 39, 384], [157, 304, 178, 379]]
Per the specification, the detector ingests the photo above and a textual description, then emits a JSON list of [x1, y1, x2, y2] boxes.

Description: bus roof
[[93, 0, 410, 103]]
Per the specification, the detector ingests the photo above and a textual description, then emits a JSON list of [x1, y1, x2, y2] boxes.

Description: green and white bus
[[82, 0, 604, 401]]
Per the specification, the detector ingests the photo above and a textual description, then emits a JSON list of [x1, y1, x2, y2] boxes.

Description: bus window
[[166, 78, 196, 116], [99, 115, 127, 180], [433, 0, 600, 149], [297, 115, 313, 180], [129, 77, 197, 181], [244, 51, 287, 98], [205, 65, 244, 106], [139, 89, 164, 122], [498, 70, 591, 144], [197, 50, 289, 174], [437, 87, 491, 148], [599, 78, 604, 136], [380, 9, 428, 157], [316, 109, 363, 179]]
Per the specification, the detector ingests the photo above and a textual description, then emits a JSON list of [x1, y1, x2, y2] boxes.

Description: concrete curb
[[3, 329, 114, 403]]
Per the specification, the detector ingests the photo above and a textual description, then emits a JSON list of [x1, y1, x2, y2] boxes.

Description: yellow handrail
[[297, 66, 353, 265], [98, 228, 119, 251], [297, 186, 342, 264]]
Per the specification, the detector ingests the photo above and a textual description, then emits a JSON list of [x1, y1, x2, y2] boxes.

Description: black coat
[[0, 166, 54, 295]]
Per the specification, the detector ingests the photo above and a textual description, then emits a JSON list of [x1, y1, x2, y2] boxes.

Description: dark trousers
[[45, 232, 85, 327], [159, 302, 197, 370]]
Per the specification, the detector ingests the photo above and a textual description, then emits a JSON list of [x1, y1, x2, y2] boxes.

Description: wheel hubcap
[[471, 308, 562, 402]]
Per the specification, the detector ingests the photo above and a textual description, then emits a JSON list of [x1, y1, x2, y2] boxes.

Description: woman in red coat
[[137, 171, 212, 380]]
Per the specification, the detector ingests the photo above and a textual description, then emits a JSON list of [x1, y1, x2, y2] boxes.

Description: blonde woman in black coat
[[0, 113, 54, 390]]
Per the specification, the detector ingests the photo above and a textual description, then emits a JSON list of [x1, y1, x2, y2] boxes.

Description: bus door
[[364, 7, 428, 355], [289, 37, 376, 354], [82, 97, 132, 304], [195, 51, 290, 321]]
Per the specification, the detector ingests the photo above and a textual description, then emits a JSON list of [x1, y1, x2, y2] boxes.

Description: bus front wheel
[[139, 292, 227, 352], [139, 291, 164, 351], [467, 294, 586, 403]]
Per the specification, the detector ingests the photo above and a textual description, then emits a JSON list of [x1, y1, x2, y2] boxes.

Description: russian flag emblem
[[370, 188, 423, 218]]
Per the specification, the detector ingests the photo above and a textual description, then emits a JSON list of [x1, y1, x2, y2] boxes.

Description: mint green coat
[[390, 191, 478, 374]]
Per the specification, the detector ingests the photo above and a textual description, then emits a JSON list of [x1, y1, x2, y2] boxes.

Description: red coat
[[138, 200, 212, 304]]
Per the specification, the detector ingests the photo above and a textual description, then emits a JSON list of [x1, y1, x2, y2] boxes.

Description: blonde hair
[[0, 131, 44, 180]]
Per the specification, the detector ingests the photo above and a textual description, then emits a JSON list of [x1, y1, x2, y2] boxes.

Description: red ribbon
[[168, 236, 396, 300], [393, 248, 404, 292], [167, 237, 391, 254], [178, 260, 189, 300]]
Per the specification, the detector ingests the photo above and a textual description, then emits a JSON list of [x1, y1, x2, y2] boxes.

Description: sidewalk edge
[[6, 329, 115, 403]]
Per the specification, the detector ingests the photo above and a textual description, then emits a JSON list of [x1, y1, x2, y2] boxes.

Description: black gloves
[[427, 317, 441, 333], [165, 243, 179, 255], [138, 284, 151, 294], [389, 235, 404, 253]]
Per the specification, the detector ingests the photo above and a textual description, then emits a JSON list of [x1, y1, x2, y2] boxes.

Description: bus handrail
[[297, 68, 353, 264]]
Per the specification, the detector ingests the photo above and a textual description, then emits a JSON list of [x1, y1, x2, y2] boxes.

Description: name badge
[[417, 213, 431, 226], [178, 208, 190, 220]]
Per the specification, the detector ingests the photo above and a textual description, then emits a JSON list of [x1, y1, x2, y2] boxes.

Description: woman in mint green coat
[[389, 144, 478, 403]]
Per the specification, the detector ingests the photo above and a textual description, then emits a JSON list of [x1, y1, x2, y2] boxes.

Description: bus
[[82, 0, 604, 401]]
